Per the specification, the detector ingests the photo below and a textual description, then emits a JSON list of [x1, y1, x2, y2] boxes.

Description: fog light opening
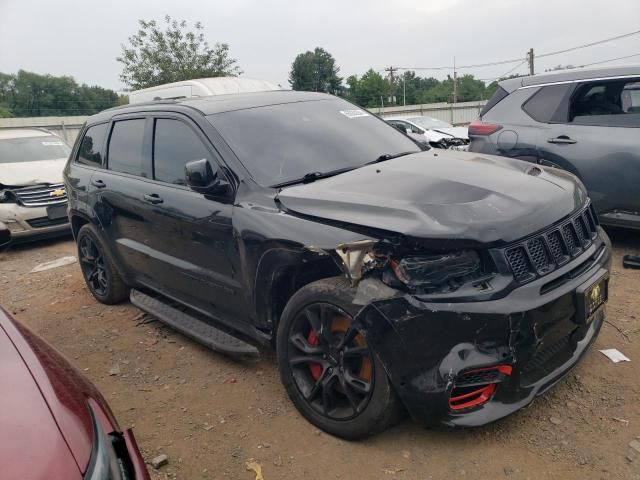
[[448, 365, 512, 411]]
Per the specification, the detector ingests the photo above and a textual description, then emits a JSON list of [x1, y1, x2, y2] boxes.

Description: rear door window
[[570, 78, 640, 127], [107, 119, 148, 176], [480, 86, 509, 116], [522, 84, 572, 123], [153, 119, 213, 185], [77, 123, 108, 167]]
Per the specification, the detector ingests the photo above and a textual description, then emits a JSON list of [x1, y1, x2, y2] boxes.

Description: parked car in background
[[0, 128, 71, 242], [469, 65, 640, 230], [0, 307, 149, 479], [66, 91, 610, 439], [0, 221, 10, 249], [128, 76, 281, 104], [386, 115, 469, 149]]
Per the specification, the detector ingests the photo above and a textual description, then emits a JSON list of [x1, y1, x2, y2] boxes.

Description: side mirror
[[185, 159, 230, 195]]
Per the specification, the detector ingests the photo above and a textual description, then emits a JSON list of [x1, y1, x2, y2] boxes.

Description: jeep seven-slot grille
[[12, 183, 67, 207], [504, 206, 599, 283]]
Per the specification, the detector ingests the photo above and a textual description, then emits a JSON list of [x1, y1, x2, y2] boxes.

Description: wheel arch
[[70, 211, 131, 285], [252, 247, 344, 340], [69, 210, 92, 240]]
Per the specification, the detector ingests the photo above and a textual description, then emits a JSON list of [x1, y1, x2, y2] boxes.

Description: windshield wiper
[[272, 151, 420, 189], [271, 166, 356, 188], [365, 150, 419, 166]]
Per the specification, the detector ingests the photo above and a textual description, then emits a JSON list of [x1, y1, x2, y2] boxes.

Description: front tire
[[76, 224, 129, 304], [276, 277, 404, 439]]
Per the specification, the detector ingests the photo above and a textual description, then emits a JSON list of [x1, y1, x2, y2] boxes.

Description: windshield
[[207, 98, 419, 187], [0, 136, 70, 164], [408, 116, 453, 129]]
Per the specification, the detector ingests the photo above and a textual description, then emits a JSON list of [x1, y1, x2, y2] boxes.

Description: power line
[[388, 29, 640, 72], [576, 52, 640, 68], [537, 29, 640, 59], [479, 60, 528, 82], [397, 57, 523, 71]]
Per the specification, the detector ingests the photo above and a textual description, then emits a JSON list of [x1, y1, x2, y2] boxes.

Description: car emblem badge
[[50, 188, 65, 197]]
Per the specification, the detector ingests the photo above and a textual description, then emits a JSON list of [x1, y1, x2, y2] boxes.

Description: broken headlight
[[386, 250, 481, 290]]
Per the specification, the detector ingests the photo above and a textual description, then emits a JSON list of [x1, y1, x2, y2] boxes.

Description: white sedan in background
[[385, 115, 469, 150], [0, 128, 71, 243]]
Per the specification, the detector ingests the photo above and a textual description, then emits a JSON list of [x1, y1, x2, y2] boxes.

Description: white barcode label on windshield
[[339, 109, 369, 119], [42, 141, 64, 146]]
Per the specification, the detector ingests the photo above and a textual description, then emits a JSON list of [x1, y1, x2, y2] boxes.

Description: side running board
[[130, 289, 259, 357]]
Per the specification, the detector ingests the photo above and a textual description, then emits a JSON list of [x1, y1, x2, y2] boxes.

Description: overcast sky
[[1, 0, 639, 93]]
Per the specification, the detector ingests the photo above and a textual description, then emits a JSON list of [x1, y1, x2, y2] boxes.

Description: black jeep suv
[[65, 91, 611, 439]]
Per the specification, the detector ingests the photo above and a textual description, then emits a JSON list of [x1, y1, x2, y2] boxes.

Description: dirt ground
[[1, 230, 640, 480]]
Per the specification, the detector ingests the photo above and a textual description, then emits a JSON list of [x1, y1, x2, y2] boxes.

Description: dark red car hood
[[0, 308, 100, 479]]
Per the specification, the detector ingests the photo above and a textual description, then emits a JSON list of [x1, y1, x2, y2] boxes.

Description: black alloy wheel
[[76, 224, 129, 304], [287, 302, 374, 420], [277, 277, 404, 439], [79, 234, 109, 296]]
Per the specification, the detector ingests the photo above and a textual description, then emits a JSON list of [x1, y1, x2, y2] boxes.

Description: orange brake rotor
[[306, 314, 372, 382]]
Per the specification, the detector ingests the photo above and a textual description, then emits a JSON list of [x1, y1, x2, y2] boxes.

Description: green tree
[[0, 70, 119, 117], [343, 70, 391, 108], [288, 47, 342, 94], [417, 76, 453, 104], [117, 15, 242, 90], [457, 74, 488, 102], [0, 73, 13, 117]]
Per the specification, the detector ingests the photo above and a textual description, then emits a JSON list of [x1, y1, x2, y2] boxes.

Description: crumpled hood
[[0, 158, 66, 187], [276, 151, 587, 244]]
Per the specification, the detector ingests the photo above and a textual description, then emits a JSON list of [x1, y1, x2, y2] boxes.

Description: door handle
[[547, 136, 577, 145], [142, 193, 164, 204], [91, 179, 106, 188]]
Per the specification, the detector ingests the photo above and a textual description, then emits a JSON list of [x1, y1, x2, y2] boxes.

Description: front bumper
[[355, 230, 611, 426], [0, 202, 70, 243]]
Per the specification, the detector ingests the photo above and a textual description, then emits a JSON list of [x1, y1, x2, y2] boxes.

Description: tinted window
[[480, 86, 508, 116], [522, 84, 571, 123], [0, 135, 70, 164], [153, 119, 211, 185], [571, 78, 640, 127], [107, 119, 147, 176], [77, 123, 108, 167], [207, 99, 419, 186]]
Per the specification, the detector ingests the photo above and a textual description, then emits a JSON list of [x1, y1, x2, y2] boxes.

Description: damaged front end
[[0, 183, 69, 240], [429, 137, 469, 151], [330, 213, 612, 427], [334, 237, 493, 296]]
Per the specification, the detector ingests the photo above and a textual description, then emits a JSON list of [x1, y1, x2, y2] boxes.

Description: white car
[[385, 115, 469, 150], [128, 77, 281, 104], [0, 128, 71, 242]]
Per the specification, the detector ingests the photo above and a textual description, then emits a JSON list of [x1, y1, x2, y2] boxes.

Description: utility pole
[[385, 66, 399, 105], [452, 57, 458, 103], [403, 76, 406, 106], [527, 48, 535, 76], [384, 65, 398, 84]]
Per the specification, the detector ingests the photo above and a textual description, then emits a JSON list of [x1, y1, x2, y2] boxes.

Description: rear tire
[[276, 276, 404, 439], [76, 224, 129, 304]]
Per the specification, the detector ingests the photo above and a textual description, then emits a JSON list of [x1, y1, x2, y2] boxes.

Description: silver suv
[[0, 128, 71, 242], [469, 65, 640, 230]]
